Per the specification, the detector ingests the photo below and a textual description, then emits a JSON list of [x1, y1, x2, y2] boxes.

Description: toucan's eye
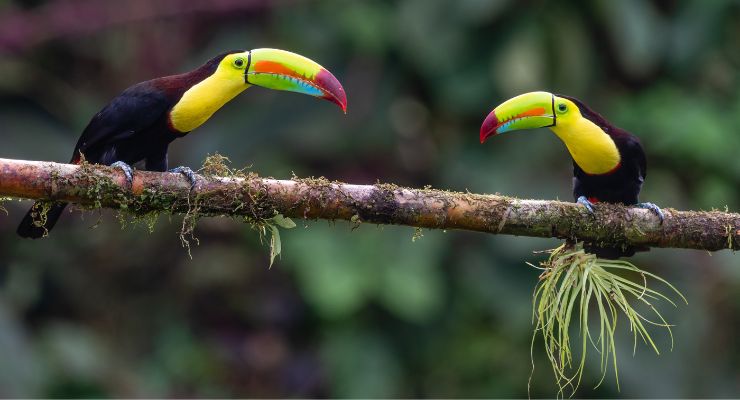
[[233, 58, 245, 68], [557, 103, 568, 113]]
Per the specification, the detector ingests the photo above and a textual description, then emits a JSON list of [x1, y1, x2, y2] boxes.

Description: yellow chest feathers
[[168, 74, 249, 133], [550, 117, 621, 175]]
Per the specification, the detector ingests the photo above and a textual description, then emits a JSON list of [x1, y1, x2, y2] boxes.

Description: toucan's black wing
[[635, 138, 647, 181], [619, 133, 647, 182], [72, 82, 171, 162], [608, 131, 647, 205]]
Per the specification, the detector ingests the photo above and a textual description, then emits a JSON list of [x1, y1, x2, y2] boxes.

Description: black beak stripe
[[244, 51, 252, 84]]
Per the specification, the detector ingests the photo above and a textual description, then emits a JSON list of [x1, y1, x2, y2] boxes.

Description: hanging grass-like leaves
[[529, 243, 686, 397]]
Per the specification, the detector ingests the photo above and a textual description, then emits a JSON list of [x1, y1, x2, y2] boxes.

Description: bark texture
[[1, 158, 738, 252]]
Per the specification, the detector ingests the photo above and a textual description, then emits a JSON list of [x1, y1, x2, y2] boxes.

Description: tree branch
[[1, 157, 738, 252]]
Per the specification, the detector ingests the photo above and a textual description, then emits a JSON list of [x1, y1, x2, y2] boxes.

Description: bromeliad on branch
[[480, 91, 662, 258], [17, 48, 347, 239]]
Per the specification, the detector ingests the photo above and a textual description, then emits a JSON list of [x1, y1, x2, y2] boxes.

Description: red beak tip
[[328, 96, 347, 114], [479, 132, 493, 144], [480, 111, 499, 144], [316, 68, 347, 113]]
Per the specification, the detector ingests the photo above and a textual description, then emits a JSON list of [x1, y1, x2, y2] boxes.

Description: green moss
[[179, 193, 202, 258], [53, 160, 170, 237], [0, 196, 10, 215], [412, 227, 424, 242], [374, 181, 400, 193], [171, 153, 295, 262], [200, 152, 253, 178], [201, 152, 234, 176], [726, 224, 735, 251], [65, 153, 282, 259], [292, 174, 333, 187], [116, 209, 159, 233], [27, 200, 54, 237], [350, 214, 362, 230], [75, 160, 131, 210]]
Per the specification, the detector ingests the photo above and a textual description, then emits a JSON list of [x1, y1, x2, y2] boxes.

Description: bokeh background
[[0, 0, 739, 397]]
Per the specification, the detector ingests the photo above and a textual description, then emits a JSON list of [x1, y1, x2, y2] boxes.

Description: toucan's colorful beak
[[247, 48, 347, 113], [480, 91, 555, 143]]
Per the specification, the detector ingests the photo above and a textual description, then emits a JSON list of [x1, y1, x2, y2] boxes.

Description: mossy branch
[[0, 157, 738, 252]]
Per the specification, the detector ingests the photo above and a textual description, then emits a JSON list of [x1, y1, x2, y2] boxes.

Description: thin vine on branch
[[0, 157, 738, 252]]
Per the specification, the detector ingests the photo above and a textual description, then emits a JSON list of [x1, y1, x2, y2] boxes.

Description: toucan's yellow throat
[[168, 48, 347, 133], [480, 91, 621, 175], [168, 52, 250, 133]]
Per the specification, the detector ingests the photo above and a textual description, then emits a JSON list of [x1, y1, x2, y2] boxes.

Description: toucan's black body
[[562, 96, 646, 206], [561, 96, 649, 258], [16, 55, 227, 239], [71, 54, 229, 168]]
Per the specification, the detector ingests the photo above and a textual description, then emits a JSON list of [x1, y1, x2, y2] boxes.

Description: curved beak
[[246, 48, 347, 113], [480, 91, 555, 143]]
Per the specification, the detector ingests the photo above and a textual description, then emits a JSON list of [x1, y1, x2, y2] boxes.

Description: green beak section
[[246, 48, 347, 112], [480, 91, 555, 143]]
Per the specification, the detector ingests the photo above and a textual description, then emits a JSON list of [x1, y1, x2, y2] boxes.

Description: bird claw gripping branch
[[111, 161, 135, 186], [577, 195, 596, 214], [169, 166, 197, 189], [637, 202, 665, 223]]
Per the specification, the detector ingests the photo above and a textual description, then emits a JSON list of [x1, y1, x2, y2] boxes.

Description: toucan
[[17, 48, 347, 239], [479, 91, 663, 258]]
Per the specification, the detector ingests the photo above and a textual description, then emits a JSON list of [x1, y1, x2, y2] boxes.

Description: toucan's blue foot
[[110, 161, 134, 186], [637, 202, 665, 223], [577, 196, 596, 214], [169, 166, 197, 189]]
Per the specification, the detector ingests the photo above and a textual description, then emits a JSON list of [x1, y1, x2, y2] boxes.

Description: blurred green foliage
[[0, 0, 738, 397]]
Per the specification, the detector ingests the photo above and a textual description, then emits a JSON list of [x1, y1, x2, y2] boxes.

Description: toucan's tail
[[583, 243, 649, 259], [565, 238, 648, 259], [16, 202, 67, 239]]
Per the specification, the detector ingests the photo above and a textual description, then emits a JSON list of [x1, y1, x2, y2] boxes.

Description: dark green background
[[0, 0, 738, 397]]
